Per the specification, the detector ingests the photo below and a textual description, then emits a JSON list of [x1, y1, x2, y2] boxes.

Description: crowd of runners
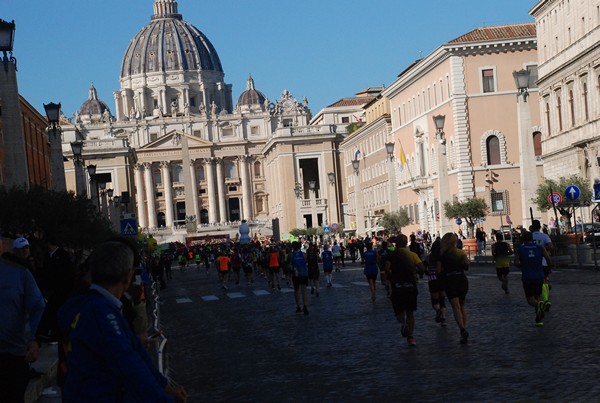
[[151, 219, 553, 347]]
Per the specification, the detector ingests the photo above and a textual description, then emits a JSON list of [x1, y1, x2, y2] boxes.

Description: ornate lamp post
[[513, 68, 538, 228], [87, 164, 100, 212], [44, 102, 66, 191], [352, 158, 365, 236], [433, 114, 453, 236], [385, 141, 399, 214], [308, 180, 317, 228], [327, 171, 338, 225], [70, 141, 86, 196], [1, 19, 29, 187]]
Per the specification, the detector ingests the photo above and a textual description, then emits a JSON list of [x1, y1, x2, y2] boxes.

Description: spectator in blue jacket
[[58, 241, 187, 402], [0, 239, 46, 403]]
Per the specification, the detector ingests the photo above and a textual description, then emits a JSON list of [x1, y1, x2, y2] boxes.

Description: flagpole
[[398, 140, 415, 186]]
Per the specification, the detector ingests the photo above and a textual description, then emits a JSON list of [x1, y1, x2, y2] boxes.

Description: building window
[[250, 126, 259, 135], [533, 131, 542, 157], [341, 116, 350, 124], [150, 132, 158, 142], [283, 119, 293, 127], [557, 95, 563, 131], [545, 102, 552, 135], [583, 82, 589, 121], [569, 89, 575, 127], [486, 135, 501, 165], [174, 165, 183, 182], [440, 80, 444, 101], [196, 165, 205, 181], [226, 161, 237, 179], [189, 97, 196, 107], [482, 69, 495, 93], [153, 169, 162, 185], [254, 161, 261, 177]]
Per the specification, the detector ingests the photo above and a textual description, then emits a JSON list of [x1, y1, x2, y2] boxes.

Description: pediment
[[139, 130, 213, 150]]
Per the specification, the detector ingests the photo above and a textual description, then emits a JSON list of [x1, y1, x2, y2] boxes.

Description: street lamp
[[385, 141, 399, 213], [513, 69, 530, 102], [0, 19, 16, 70], [43, 102, 61, 138], [433, 114, 452, 236], [352, 159, 360, 175], [385, 142, 395, 160], [308, 180, 317, 228], [513, 67, 538, 228]]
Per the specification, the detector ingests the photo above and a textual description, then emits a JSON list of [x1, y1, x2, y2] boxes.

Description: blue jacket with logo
[[58, 288, 172, 402]]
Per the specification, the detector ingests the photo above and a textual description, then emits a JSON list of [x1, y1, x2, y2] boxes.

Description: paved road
[[160, 262, 600, 402]]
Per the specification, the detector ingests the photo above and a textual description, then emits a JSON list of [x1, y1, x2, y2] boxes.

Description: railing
[[147, 274, 169, 377]]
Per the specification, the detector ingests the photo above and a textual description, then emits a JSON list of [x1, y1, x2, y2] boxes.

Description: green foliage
[[289, 228, 307, 237], [532, 176, 592, 220], [346, 122, 364, 134], [0, 185, 117, 249], [380, 208, 410, 234], [443, 197, 488, 237]]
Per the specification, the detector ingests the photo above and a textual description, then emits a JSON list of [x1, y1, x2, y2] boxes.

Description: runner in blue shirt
[[321, 244, 334, 288], [291, 241, 309, 315]]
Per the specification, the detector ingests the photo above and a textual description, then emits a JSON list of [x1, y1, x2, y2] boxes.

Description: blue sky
[[2, 0, 535, 119]]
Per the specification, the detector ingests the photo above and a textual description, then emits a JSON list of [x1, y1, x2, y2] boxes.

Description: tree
[[380, 208, 410, 234], [532, 176, 592, 229], [443, 198, 488, 238], [0, 185, 116, 250]]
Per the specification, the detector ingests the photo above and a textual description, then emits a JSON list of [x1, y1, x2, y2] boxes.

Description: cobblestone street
[[160, 262, 600, 402]]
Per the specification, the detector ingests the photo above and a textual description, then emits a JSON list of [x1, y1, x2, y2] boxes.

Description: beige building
[[340, 91, 397, 235], [60, 0, 346, 241], [382, 23, 543, 237], [531, 0, 600, 216]]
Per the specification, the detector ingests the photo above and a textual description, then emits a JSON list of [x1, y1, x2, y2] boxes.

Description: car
[[573, 222, 600, 245]]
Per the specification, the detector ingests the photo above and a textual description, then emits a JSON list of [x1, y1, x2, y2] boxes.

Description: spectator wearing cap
[[0, 244, 46, 402], [2, 237, 38, 279]]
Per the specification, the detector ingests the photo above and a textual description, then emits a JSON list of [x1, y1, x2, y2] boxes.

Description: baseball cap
[[13, 237, 30, 249]]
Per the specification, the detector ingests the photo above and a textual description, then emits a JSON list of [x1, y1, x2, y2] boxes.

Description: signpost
[[120, 213, 138, 236], [547, 192, 562, 206]]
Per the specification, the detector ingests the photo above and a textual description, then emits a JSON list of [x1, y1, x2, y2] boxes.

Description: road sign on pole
[[565, 185, 581, 201], [121, 217, 138, 236], [547, 192, 562, 206]]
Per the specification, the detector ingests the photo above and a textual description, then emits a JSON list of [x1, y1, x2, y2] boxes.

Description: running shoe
[[460, 328, 469, 344], [316, 291, 319, 297], [440, 318, 447, 327], [407, 336, 416, 346], [296, 306, 302, 313], [399, 314, 408, 337], [536, 301, 545, 323], [311, 287, 315, 295], [303, 305, 309, 315], [435, 309, 442, 323], [543, 300, 551, 312], [535, 320, 544, 327]]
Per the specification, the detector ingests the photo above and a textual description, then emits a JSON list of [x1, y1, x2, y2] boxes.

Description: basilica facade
[[60, 0, 345, 240]]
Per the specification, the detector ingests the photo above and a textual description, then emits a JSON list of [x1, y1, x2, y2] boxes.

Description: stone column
[[215, 158, 227, 223], [143, 162, 157, 228], [161, 89, 168, 116], [355, 171, 366, 237], [517, 93, 539, 228], [134, 164, 147, 228], [437, 136, 453, 235], [204, 158, 217, 224], [160, 161, 174, 228], [113, 92, 122, 121], [241, 155, 253, 220], [189, 160, 200, 223], [121, 90, 129, 120]]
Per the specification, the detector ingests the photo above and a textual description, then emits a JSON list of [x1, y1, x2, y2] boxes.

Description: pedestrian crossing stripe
[[226, 292, 245, 299], [201, 295, 219, 301], [176, 297, 193, 303]]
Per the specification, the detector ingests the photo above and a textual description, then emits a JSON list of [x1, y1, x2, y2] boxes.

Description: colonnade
[[134, 156, 254, 228]]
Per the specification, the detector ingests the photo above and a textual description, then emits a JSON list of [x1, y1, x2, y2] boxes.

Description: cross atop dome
[[246, 74, 256, 91], [152, 0, 182, 20]]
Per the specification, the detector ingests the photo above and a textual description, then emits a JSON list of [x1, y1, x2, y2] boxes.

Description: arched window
[[253, 160, 261, 177], [174, 165, 183, 182], [486, 135, 501, 165], [533, 131, 542, 157]]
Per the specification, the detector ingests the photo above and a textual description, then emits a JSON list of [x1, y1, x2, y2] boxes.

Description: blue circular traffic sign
[[455, 218, 462, 225], [565, 185, 581, 200]]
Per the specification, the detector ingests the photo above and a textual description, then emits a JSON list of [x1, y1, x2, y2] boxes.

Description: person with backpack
[[321, 244, 334, 288], [491, 231, 513, 294], [363, 243, 379, 303]]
